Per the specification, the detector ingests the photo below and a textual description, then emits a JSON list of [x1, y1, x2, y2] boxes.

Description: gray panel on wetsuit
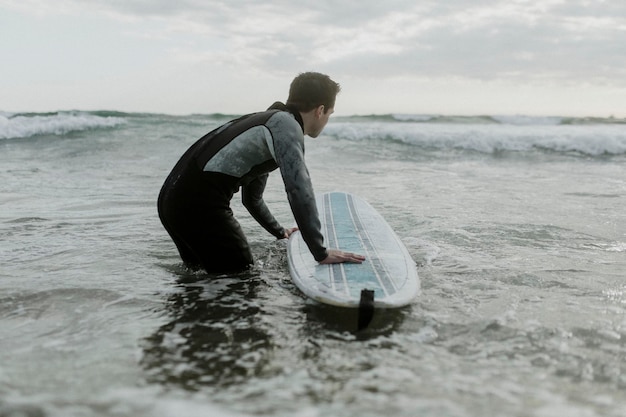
[[202, 126, 276, 177]]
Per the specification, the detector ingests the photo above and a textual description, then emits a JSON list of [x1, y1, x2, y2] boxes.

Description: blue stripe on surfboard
[[345, 194, 396, 295], [323, 193, 346, 293], [326, 192, 388, 298]]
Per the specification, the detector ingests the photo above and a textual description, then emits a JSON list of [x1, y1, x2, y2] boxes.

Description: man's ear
[[316, 105, 325, 118]]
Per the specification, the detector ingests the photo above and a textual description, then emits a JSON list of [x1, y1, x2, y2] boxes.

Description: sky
[[1, 0, 625, 117]]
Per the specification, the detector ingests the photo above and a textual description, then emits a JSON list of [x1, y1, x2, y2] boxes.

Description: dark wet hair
[[286, 72, 341, 114]]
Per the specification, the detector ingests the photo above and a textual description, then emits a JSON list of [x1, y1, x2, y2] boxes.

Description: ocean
[[1, 110, 625, 417]]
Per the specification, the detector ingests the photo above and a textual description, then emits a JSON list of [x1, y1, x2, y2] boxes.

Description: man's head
[[287, 72, 341, 114], [287, 72, 340, 138]]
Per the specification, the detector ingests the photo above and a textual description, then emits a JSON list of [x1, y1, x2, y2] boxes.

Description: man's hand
[[319, 248, 366, 264], [282, 227, 299, 239]]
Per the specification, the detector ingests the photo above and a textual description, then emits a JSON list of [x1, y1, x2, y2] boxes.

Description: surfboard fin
[[358, 289, 375, 331]]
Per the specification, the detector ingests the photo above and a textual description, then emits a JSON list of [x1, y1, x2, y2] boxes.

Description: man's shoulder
[[267, 110, 296, 123], [266, 111, 301, 133]]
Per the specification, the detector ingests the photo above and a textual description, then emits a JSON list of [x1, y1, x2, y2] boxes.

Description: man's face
[[309, 106, 334, 138]]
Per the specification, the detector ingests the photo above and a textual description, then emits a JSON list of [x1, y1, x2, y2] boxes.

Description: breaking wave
[[325, 116, 626, 156], [0, 111, 127, 140]]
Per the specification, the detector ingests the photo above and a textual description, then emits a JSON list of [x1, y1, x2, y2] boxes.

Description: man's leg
[[192, 208, 254, 273]]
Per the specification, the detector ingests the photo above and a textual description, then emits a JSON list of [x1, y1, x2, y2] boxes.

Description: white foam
[[606, 242, 626, 252], [0, 112, 126, 140], [491, 115, 563, 126], [0, 387, 253, 417], [324, 121, 626, 156]]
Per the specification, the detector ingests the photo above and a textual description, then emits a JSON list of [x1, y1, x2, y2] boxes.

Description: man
[[157, 72, 365, 273]]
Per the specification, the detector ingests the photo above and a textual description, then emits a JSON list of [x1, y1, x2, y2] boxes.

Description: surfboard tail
[[357, 289, 375, 331]]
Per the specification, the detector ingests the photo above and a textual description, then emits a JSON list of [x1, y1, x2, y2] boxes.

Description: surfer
[[157, 72, 366, 273]]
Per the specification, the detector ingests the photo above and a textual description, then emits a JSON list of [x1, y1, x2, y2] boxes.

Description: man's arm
[[267, 113, 329, 261], [241, 174, 285, 239], [268, 112, 365, 265]]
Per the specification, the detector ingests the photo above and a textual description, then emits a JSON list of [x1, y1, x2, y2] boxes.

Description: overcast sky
[[1, 0, 625, 116]]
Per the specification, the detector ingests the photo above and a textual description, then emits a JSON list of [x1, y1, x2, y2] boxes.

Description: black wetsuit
[[157, 102, 328, 273]]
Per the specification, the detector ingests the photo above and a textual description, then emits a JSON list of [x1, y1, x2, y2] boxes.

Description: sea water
[[1, 111, 625, 417]]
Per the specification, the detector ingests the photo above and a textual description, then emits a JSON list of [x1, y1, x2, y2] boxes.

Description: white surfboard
[[287, 191, 419, 308]]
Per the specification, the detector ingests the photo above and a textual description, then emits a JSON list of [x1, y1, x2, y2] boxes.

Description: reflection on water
[[302, 303, 409, 341], [141, 269, 273, 390], [141, 263, 408, 392]]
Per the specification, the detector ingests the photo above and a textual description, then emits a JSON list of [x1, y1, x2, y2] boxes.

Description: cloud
[[4, 0, 624, 85], [1, 0, 624, 114], [116, 0, 625, 85], [313, 1, 626, 84]]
